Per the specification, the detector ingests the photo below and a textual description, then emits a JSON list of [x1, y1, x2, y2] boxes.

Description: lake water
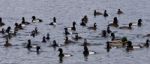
[[0, 0, 150, 64]]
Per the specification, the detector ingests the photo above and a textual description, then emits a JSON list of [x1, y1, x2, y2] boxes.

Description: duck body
[[117, 9, 123, 15], [87, 23, 97, 30], [94, 10, 103, 16], [119, 23, 132, 30]]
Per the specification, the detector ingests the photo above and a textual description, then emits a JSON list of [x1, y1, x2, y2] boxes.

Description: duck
[[72, 33, 82, 40], [87, 23, 97, 30], [71, 21, 76, 31], [32, 16, 43, 23], [80, 21, 86, 26], [46, 33, 50, 40], [117, 9, 123, 15], [108, 17, 119, 27], [101, 30, 107, 37], [110, 33, 128, 47], [58, 48, 72, 57], [51, 40, 59, 47], [137, 19, 142, 27], [103, 10, 108, 17], [64, 28, 70, 35], [0, 17, 5, 27], [94, 10, 103, 17], [119, 23, 133, 29], [64, 36, 75, 45], [144, 39, 149, 48], [107, 26, 112, 34], [21, 17, 30, 25], [0, 28, 5, 34], [26, 39, 32, 51], [106, 41, 111, 52], [80, 39, 102, 46], [49, 17, 56, 25], [83, 45, 96, 57], [126, 41, 134, 52], [6, 26, 11, 33], [4, 39, 12, 47], [36, 46, 41, 54], [81, 15, 88, 23], [42, 36, 46, 43]]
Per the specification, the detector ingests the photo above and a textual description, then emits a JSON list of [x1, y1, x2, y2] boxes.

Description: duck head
[[32, 16, 36, 21]]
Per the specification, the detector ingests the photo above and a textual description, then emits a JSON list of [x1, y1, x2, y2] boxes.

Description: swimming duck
[[81, 15, 88, 23], [71, 21, 76, 31], [21, 17, 30, 25], [106, 41, 111, 52], [117, 9, 123, 15], [137, 19, 142, 27], [52, 40, 59, 47], [0, 28, 5, 34], [32, 16, 43, 23], [103, 10, 108, 17], [119, 23, 132, 29], [80, 21, 86, 26], [6, 26, 11, 33], [94, 10, 103, 17], [26, 39, 32, 51], [107, 26, 112, 34], [83, 45, 96, 57], [126, 41, 133, 52], [0, 17, 5, 27], [49, 17, 56, 25], [4, 39, 12, 47], [42, 36, 46, 43], [64, 36, 75, 45], [72, 33, 82, 40], [36, 46, 41, 54], [64, 28, 70, 35], [143, 39, 149, 48], [58, 48, 72, 57], [108, 17, 119, 27], [46, 33, 50, 40], [101, 30, 107, 37], [87, 23, 97, 30]]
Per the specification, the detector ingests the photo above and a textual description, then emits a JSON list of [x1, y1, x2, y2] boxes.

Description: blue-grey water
[[0, 0, 150, 64]]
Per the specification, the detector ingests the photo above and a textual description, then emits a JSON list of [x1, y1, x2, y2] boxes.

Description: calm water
[[0, 0, 150, 64]]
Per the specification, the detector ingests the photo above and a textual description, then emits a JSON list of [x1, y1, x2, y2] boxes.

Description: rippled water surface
[[0, 0, 150, 64]]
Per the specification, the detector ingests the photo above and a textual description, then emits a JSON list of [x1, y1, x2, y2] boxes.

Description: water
[[0, 0, 150, 64]]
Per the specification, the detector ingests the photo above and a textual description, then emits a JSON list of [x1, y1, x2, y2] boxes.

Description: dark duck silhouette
[[71, 21, 76, 31], [137, 19, 142, 27], [49, 17, 56, 25], [21, 17, 30, 25], [4, 39, 12, 47], [42, 36, 46, 43], [126, 41, 133, 52], [108, 17, 119, 27], [81, 15, 88, 23], [72, 33, 82, 40], [6, 26, 11, 33], [83, 44, 96, 61], [144, 39, 149, 48], [58, 48, 72, 63], [107, 26, 112, 34], [119, 23, 133, 29], [94, 10, 103, 17], [103, 10, 108, 17], [117, 9, 123, 15], [106, 41, 111, 52], [32, 16, 43, 23], [80, 21, 86, 26], [64, 28, 70, 35], [87, 23, 97, 30], [0, 17, 5, 27], [46, 33, 50, 40], [26, 39, 32, 51]]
